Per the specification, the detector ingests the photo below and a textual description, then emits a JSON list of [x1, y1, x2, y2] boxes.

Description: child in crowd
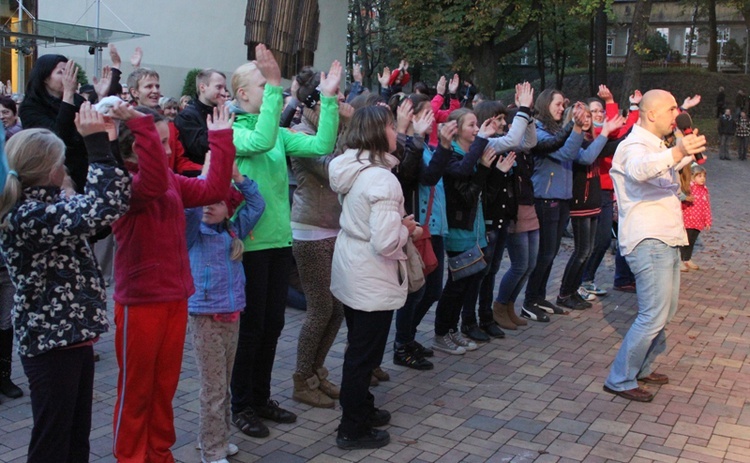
[[680, 164, 711, 271], [328, 105, 417, 450], [109, 103, 235, 463], [186, 160, 265, 463], [0, 105, 131, 462]]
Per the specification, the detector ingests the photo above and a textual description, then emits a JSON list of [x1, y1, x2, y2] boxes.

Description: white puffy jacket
[[328, 149, 409, 312]]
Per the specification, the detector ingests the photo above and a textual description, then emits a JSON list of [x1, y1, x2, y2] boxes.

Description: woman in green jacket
[[228, 44, 341, 438]]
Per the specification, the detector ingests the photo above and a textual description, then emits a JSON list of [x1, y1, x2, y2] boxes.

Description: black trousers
[[22, 344, 95, 463], [339, 306, 393, 437], [680, 228, 701, 261], [231, 247, 293, 413]]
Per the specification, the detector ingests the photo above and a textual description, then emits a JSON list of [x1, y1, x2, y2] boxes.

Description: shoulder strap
[[424, 187, 435, 224]]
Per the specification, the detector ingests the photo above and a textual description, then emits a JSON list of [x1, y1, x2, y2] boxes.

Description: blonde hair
[[231, 62, 259, 96], [0, 129, 66, 222], [229, 227, 244, 261]]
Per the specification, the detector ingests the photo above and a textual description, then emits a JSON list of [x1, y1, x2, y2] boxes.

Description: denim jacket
[[186, 177, 265, 314]]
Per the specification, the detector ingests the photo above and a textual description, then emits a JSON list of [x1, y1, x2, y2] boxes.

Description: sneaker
[[336, 428, 390, 450], [432, 332, 467, 355], [577, 286, 597, 301], [411, 341, 434, 358], [479, 321, 505, 339], [572, 292, 593, 308], [449, 329, 479, 351], [232, 408, 269, 438], [581, 282, 607, 296], [203, 459, 230, 463], [535, 299, 566, 315], [521, 302, 551, 322], [613, 283, 636, 293], [460, 323, 490, 342], [253, 400, 297, 424], [197, 443, 239, 456], [556, 295, 588, 310], [685, 260, 700, 270], [393, 344, 434, 370]]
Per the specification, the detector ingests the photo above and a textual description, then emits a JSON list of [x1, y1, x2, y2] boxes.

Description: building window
[[656, 28, 669, 41], [606, 37, 614, 56], [684, 27, 698, 56], [520, 46, 529, 65], [718, 27, 730, 63]]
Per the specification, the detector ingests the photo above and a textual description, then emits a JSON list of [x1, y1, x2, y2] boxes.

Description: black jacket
[[19, 93, 89, 192], [174, 98, 213, 164], [444, 137, 490, 230], [718, 114, 736, 135]]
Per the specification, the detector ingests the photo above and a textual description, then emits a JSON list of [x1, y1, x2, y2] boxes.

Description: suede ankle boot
[[316, 367, 340, 399], [292, 373, 334, 408], [506, 302, 527, 326], [492, 302, 517, 330]]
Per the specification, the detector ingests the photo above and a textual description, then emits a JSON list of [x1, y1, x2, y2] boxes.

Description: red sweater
[[112, 116, 234, 305], [429, 94, 461, 146], [168, 122, 203, 174]]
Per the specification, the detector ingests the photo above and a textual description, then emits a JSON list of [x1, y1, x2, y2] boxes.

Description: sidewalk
[[2, 152, 750, 462]]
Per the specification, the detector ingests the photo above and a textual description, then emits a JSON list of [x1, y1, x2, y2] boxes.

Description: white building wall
[[37, 0, 347, 98]]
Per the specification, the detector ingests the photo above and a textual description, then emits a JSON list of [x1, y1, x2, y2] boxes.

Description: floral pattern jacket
[[0, 133, 131, 357]]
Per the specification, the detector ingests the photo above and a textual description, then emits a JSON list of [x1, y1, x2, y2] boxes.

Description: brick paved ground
[[2, 151, 750, 462]]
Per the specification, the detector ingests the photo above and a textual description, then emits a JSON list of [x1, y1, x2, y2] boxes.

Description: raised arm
[[232, 174, 266, 240]]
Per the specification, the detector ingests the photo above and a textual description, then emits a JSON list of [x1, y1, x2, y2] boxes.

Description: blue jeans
[[496, 229, 539, 304], [525, 199, 569, 303], [410, 236, 445, 338], [604, 239, 680, 391], [582, 190, 614, 284], [394, 285, 426, 345], [560, 216, 598, 296], [468, 227, 508, 326]]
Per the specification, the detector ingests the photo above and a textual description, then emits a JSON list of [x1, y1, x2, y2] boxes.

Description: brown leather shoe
[[603, 385, 654, 402], [638, 372, 669, 385]]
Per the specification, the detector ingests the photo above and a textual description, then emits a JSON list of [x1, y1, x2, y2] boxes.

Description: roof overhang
[[0, 18, 147, 48]]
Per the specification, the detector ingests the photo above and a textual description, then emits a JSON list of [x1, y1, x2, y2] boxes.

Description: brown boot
[[292, 373, 334, 408], [506, 302, 527, 326], [492, 302, 517, 330], [316, 367, 340, 399]]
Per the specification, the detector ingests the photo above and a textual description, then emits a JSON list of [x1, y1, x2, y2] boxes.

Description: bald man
[[604, 90, 706, 402]]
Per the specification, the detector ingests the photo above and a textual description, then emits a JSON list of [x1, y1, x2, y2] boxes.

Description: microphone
[[675, 112, 705, 164]]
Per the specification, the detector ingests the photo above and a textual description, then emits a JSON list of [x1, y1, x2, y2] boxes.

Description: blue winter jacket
[[531, 122, 600, 200], [186, 177, 265, 315]]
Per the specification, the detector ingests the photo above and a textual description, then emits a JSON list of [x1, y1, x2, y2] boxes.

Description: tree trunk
[[537, 28, 546, 89], [594, 3, 608, 87], [619, 0, 654, 105], [589, 17, 595, 95], [686, 2, 698, 66], [469, 45, 501, 98], [707, 0, 718, 72]]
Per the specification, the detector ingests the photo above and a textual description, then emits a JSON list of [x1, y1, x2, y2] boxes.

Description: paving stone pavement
[[2, 152, 750, 462]]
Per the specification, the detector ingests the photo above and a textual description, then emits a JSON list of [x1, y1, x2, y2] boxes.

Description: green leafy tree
[[76, 67, 88, 86], [641, 32, 672, 62], [724, 38, 746, 68], [390, 0, 542, 95], [181, 68, 202, 98]]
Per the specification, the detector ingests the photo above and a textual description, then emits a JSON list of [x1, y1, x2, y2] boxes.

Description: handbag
[[446, 215, 487, 281], [413, 187, 439, 276], [404, 239, 426, 293], [447, 244, 486, 281]]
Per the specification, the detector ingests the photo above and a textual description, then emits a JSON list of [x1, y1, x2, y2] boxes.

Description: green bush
[[76, 67, 88, 86], [181, 68, 202, 98]]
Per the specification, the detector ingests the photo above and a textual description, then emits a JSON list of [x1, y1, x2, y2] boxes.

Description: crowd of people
[[0, 43, 711, 462]]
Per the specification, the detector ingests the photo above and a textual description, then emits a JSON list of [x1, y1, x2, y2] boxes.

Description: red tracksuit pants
[[113, 300, 187, 463]]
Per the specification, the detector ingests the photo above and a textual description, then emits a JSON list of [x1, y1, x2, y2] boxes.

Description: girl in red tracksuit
[[109, 103, 234, 463]]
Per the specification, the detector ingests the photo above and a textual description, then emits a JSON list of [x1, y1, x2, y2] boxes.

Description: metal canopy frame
[[0, 18, 148, 48]]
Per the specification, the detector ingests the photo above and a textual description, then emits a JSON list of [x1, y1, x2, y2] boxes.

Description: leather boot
[[492, 302, 517, 330], [292, 373, 334, 408], [506, 302, 527, 326], [316, 367, 340, 399], [0, 329, 22, 399]]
